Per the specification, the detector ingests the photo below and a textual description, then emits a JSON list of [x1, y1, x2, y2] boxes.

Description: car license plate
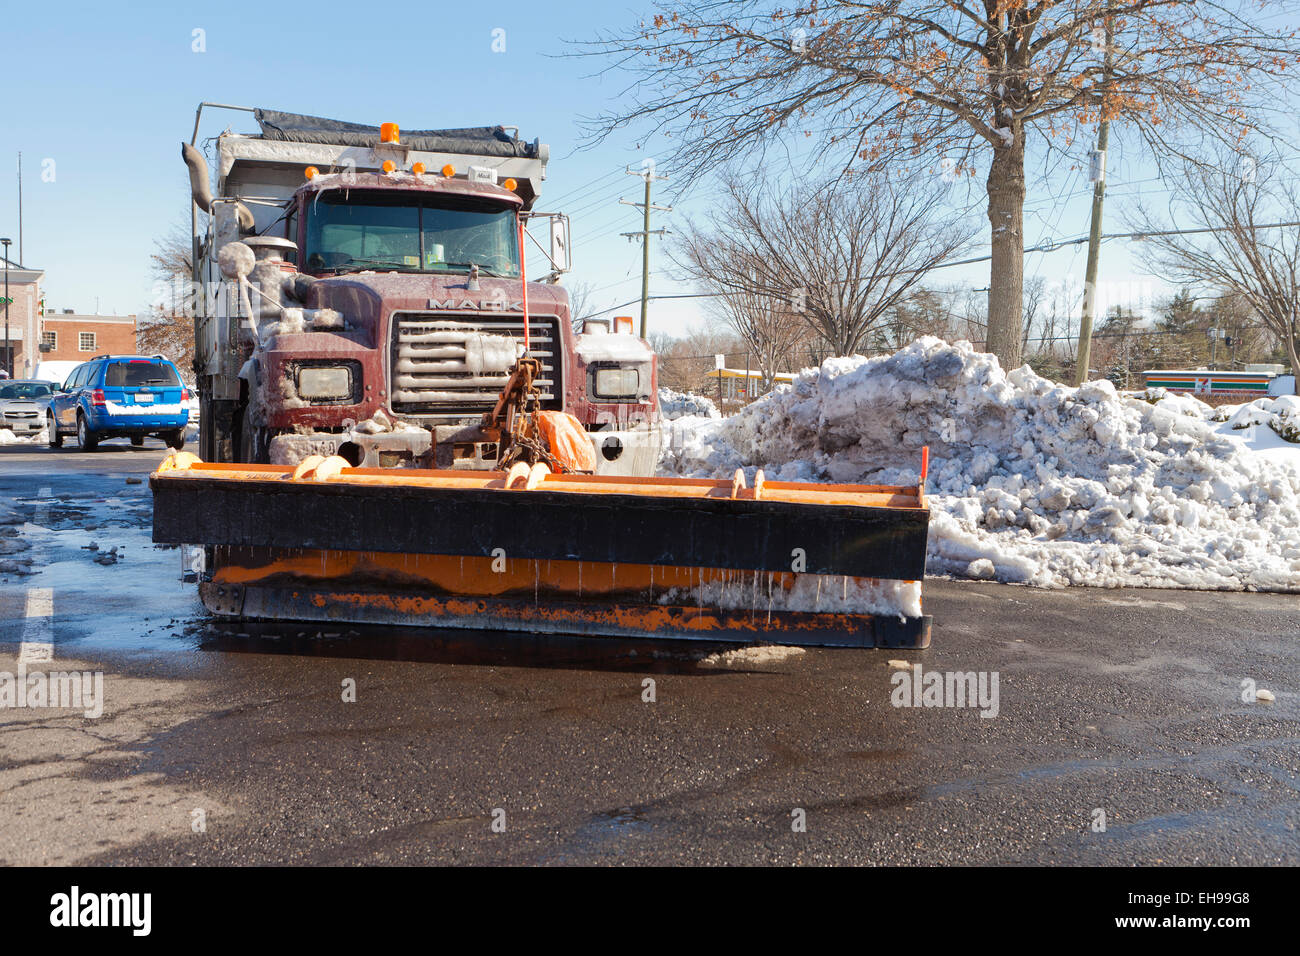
[[135, 394, 154, 404]]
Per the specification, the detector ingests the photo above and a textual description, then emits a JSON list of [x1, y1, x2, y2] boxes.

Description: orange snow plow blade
[[152, 453, 933, 647]]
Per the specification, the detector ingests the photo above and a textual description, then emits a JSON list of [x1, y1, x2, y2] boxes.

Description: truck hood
[[308, 273, 571, 341]]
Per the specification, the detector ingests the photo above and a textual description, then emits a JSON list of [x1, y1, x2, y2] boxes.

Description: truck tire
[[131, 436, 145, 447], [237, 406, 269, 464], [47, 412, 62, 449], [77, 413, 99, 452], [164, 429, 186, 451]]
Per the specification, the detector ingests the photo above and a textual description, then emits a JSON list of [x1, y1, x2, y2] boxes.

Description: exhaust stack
[[182, 142, 254, 232]]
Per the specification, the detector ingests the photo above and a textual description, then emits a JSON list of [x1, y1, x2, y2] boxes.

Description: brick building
[[0, 255, 138, 378], [0, 255, 43, 377], [37, 312, 138, 363]]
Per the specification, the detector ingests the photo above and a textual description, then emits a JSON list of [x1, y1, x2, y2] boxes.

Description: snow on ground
[[698, 645, 807, 667], [661, 337, 1300, 593], [0, 428, 47, 445], [657, 387, 721, 421]]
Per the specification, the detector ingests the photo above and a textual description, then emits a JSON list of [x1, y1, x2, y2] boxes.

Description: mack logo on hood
[[427, 297, 524, 311]]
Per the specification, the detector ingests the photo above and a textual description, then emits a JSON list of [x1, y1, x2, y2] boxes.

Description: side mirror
[[549, 216, 571, 273]]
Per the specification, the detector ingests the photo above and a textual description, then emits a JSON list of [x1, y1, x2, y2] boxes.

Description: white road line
[[19, 587, 54, 661]]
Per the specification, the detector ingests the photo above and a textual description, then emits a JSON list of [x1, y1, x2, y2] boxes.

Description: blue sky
[[3, 0, 1299, 346]]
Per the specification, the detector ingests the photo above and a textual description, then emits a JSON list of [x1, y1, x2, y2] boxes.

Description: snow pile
[[1221, 395, 1300, 444], [657, 387, 721, 421], [661, 337, 1300, 592], [0, 427, 47, 445]]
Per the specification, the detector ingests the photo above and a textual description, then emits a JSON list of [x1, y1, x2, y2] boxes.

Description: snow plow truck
[[151, 104, 933, 648]]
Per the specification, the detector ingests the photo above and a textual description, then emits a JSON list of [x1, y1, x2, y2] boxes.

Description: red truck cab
[[236, 170, 659, 473]]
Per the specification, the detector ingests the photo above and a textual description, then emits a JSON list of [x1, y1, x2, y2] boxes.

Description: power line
[[584, 218, 1300, 319]]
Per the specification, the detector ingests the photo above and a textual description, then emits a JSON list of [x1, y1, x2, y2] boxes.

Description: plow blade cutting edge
[[151, 454, 933, 648]]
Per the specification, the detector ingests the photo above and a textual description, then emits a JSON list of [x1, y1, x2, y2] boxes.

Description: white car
[[0, 380, 56, 436]]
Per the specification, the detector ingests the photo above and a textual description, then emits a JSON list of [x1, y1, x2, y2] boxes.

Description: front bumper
[[89, 411, 189, 432], [267, 423, 664, 477], [1, 418, 44, 434]]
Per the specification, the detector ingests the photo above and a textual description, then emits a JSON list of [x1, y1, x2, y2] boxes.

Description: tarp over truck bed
[[253, 109, 541, 158]]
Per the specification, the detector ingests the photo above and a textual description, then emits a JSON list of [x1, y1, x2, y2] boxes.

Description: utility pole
[[1074, 2, 1114, 386], [620, 166, 671, 339], [16, 153, 23, 266]]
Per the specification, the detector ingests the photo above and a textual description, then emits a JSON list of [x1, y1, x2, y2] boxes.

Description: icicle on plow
[[151, 444, 934, 648]]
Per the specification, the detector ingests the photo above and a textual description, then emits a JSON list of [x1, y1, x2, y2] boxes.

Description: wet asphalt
[[0, 441, 1297, 865]]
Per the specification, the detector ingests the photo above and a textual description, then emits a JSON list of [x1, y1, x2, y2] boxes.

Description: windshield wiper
[[327, 257, 417, 274], [442, 261, 510, 278]]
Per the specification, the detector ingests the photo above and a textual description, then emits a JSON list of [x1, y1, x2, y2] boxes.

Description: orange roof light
[[442, 164, 456, 178], [613, 316, 635, 334], [502, 177, 518, 191], [304, 166, 319, 180], [381, 160, 396, 174], [380, 122, 400, 144], [411, 161, 426, 175]]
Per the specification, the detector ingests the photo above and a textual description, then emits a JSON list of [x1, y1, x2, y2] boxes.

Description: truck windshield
[[305, 192, 520, 278]]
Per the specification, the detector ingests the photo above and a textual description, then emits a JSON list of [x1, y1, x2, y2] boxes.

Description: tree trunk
[[985, 134, 1026, 370], [1286, 326, 1300, 396]]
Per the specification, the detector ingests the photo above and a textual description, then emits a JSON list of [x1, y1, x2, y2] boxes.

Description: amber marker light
[[382, 160, 396, 173], [442, 164, 456, 178], [305, 166, 319, 180], [502, 178, 518, 191], [412, 162, 426, 175]]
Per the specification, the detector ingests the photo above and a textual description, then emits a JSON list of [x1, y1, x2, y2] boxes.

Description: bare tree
[[878, 287, 958, 350], [674, 172, 972, 360], [1021, 275, 1047, 358], [1129, 150, 1300, 393], [1025, 278, 1078, 379], [579, 1, 1300, 371], [139, 222, 196, 377], [564, 279, 598, 334], [650, 324, 746, 394], [675, 192, 817, 386]]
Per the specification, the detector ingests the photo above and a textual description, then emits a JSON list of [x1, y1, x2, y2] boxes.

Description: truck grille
[[390, 313, 563, 418]]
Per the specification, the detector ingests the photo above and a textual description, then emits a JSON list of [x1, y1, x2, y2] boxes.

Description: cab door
[[58, 365, 86, 427]]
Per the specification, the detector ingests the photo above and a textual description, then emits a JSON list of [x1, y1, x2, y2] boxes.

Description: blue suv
[[48, 355, 190, 451]]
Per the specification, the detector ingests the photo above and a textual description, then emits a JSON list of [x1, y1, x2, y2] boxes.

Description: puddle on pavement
[[0, 519, 202, 653]]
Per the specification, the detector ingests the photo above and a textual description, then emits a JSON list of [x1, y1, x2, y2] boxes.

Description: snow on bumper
[[95, 402, 189, 430]]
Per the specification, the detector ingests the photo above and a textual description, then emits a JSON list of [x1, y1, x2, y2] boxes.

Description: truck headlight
[[592, 364, 646, 400], [297, 365, 355, 402]]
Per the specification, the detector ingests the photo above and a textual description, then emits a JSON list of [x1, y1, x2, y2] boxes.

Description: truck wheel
[[130, 436, 145, 447], [163, 429, 186, 451], [47, 412, 62, 449], [77, 414, 99, 452]]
